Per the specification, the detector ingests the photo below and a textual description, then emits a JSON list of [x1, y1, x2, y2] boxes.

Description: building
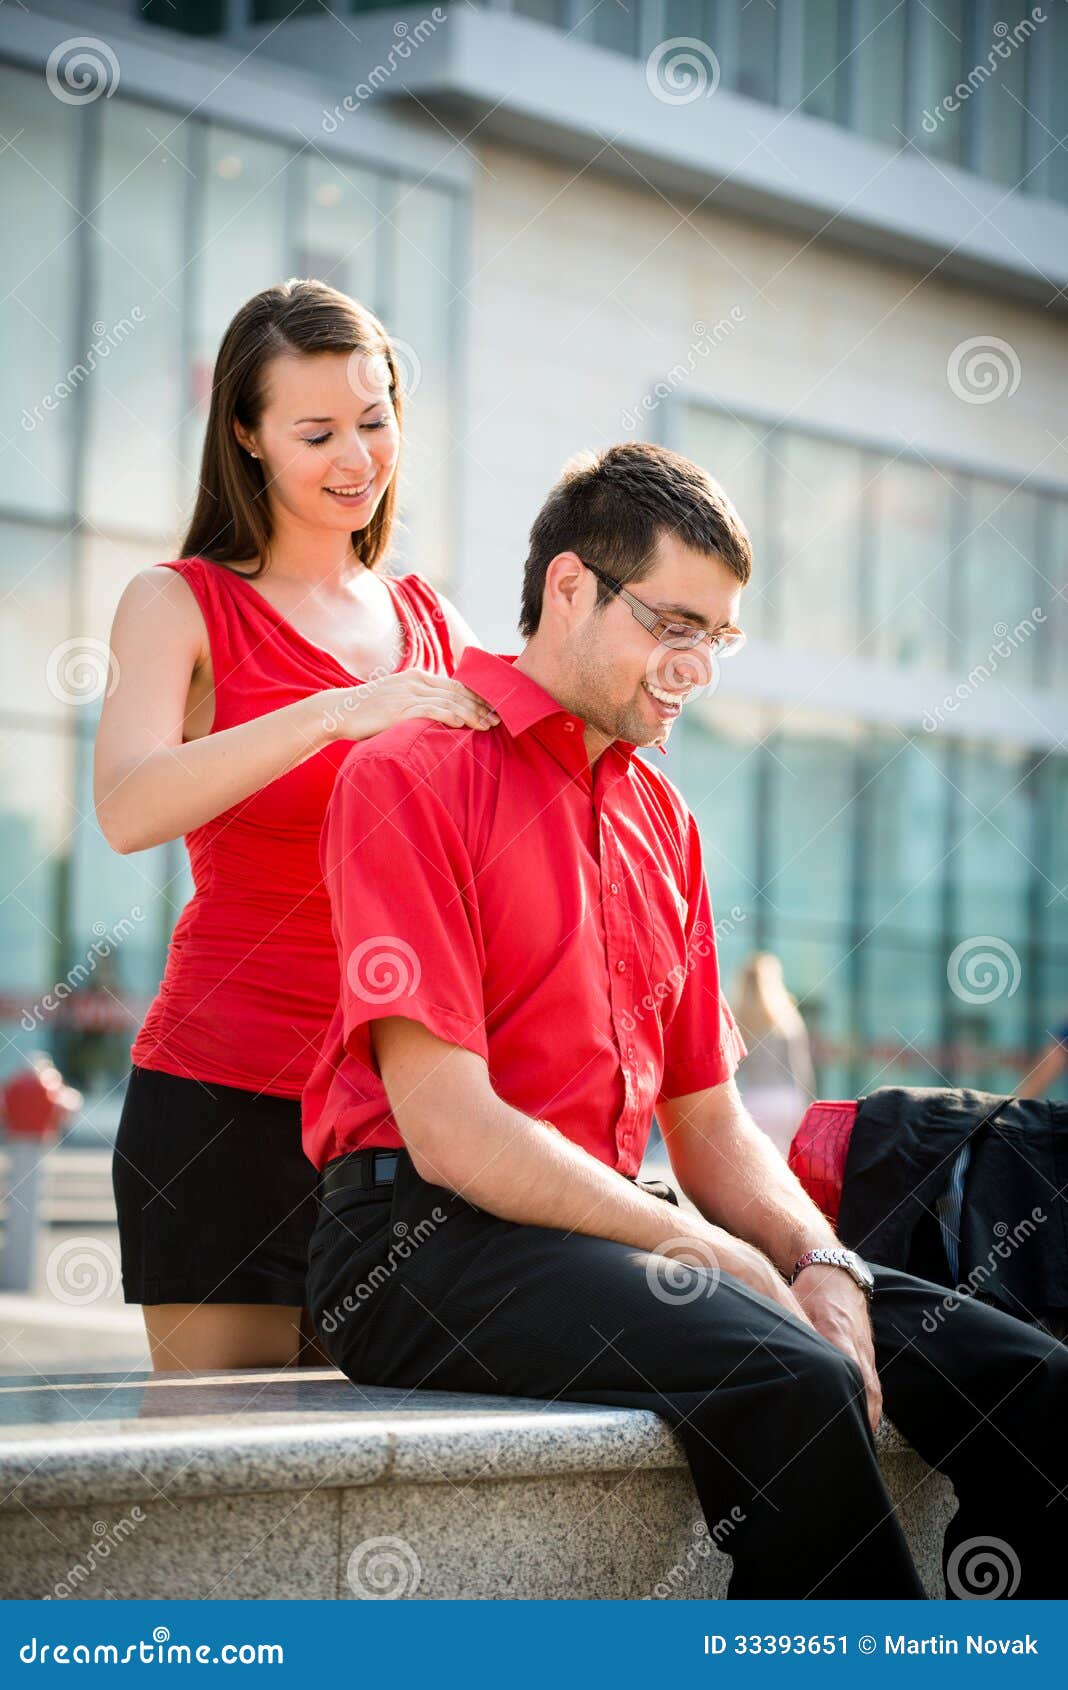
[[2, 0, 1066, 1127]]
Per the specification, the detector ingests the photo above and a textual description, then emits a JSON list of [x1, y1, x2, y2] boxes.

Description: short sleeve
[[321, 746, 488, 1081], [656, 810, 747, 1103]]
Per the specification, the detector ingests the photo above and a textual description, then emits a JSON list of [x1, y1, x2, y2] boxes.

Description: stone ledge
[[0, 1367, 954, 1599], [0, 1366, 915, 1510]]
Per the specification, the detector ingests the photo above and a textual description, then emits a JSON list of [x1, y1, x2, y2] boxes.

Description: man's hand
[[790, 1264, 882, 1434], [662, 1229, 819, 1332]]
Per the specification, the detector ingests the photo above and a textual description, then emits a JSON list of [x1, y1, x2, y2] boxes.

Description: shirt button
[[562, 720, 575, 732], [616, 959, 626, 973], [627, 1046, 636, 1060], [609, 882, 619, 895]]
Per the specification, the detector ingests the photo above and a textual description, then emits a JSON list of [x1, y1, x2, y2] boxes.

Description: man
[[302, 442, 1066, 1599]]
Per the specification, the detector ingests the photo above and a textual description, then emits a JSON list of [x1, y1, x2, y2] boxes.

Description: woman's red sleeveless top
[[130, 558, 456, 1098]]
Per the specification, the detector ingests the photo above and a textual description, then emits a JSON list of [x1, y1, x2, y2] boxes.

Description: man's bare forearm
[[662, 1084, 839, 1276], [374, 1020, 724, 1261]]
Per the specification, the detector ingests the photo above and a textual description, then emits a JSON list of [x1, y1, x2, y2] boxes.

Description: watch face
[[850, 1254, 875, 1289]]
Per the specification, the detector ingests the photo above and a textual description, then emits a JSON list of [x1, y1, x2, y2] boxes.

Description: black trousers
[[306, 1150, 1068, 1599]]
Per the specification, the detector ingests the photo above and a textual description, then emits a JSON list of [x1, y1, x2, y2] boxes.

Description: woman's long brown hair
[[180, 279, 404, 578]]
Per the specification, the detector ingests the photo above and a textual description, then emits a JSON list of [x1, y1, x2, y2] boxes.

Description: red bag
[[787, 1100, 858, 1227]]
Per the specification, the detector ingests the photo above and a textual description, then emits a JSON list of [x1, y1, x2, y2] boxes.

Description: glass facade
[[674, 403, 1068, 1101], [243, 0, 1068, 209], [0, 60, 460, 1131]]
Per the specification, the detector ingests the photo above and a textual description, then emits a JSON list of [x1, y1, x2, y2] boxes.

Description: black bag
[[835, 1086, 1068, 1340]]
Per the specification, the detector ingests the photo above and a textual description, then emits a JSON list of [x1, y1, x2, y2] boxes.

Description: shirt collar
[[454, 648, 667, 761]]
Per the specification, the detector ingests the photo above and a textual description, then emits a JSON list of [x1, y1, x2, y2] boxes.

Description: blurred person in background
[[94, 280, 494, 1375], [731, 952, 815, 1158], [1017, 1016, 1068, 1100]]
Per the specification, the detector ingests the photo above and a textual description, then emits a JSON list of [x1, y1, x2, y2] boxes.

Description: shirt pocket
[[637, 860, 690, 1017]]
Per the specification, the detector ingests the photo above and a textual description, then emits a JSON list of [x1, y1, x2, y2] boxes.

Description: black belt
[[318, 1148, 400, 1201]]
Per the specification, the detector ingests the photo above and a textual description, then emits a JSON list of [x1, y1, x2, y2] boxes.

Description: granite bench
[[0, 1367, 956, 1600]]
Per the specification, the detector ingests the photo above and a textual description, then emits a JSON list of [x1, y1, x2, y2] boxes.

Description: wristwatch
[[789, 1247, 874, 1300]]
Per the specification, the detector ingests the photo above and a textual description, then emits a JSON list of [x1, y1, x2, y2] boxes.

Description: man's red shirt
[[302, 648, 746, 1174]]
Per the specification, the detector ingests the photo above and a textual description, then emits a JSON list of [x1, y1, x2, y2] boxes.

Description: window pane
[[387, 183, 457, 589], [862, 731, 948, 940], [1038, 755, 1068, 949], [765, 709, 860, 928], [763, 929, 855, 1096], [0, 64, 78, 519], [865, 455, 958, 668], [735, 0, 779, 102], [589, 0, 641, 56], [910, 0, 967, 166], [972, 13, 1030, 187], [84, 99, 186, 538], [1037, 952, 1068, 1100], [663, 0, 707, 40], [801, 0, 848, 125], [678, 407, 773, 639], [514, 0, 567, 23], [0, 726, 76, 1056], [188, 126, 291, 509], [776, 434, 864, 654], [294, 152, 379, 306], [861, 941, 947, 1087], [1047, 497, 1068, 693], [0, 522, 76, 723], [674, 701, 765, 933], [955, 482, 1044, 687], [1051, 2, 1068, 204], [854, 0, 907, 147], [950, 741, 1034, 945]]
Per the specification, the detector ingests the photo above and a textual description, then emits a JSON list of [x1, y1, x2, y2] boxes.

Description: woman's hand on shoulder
[[320, 669, 499, 743]]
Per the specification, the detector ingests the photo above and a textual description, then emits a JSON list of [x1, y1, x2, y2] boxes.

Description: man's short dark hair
[[518, 441, 753, 638]]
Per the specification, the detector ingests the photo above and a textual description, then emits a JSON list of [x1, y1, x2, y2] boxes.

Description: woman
[[95, 279, 497, 1373], [731, 952, 816, 1159]]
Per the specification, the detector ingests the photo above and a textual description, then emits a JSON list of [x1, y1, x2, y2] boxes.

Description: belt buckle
[[372, 1150, 399, 1185]]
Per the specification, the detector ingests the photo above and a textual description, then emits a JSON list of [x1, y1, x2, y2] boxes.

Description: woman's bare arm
[[93, 569, 344, 854], [93, 568, 495, 855]]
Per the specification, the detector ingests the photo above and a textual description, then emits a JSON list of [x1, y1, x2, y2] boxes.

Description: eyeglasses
[[580, 559, 746, 658]]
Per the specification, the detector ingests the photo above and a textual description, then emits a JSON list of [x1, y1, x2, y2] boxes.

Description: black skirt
[[112, 1063, 319, 1306]]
